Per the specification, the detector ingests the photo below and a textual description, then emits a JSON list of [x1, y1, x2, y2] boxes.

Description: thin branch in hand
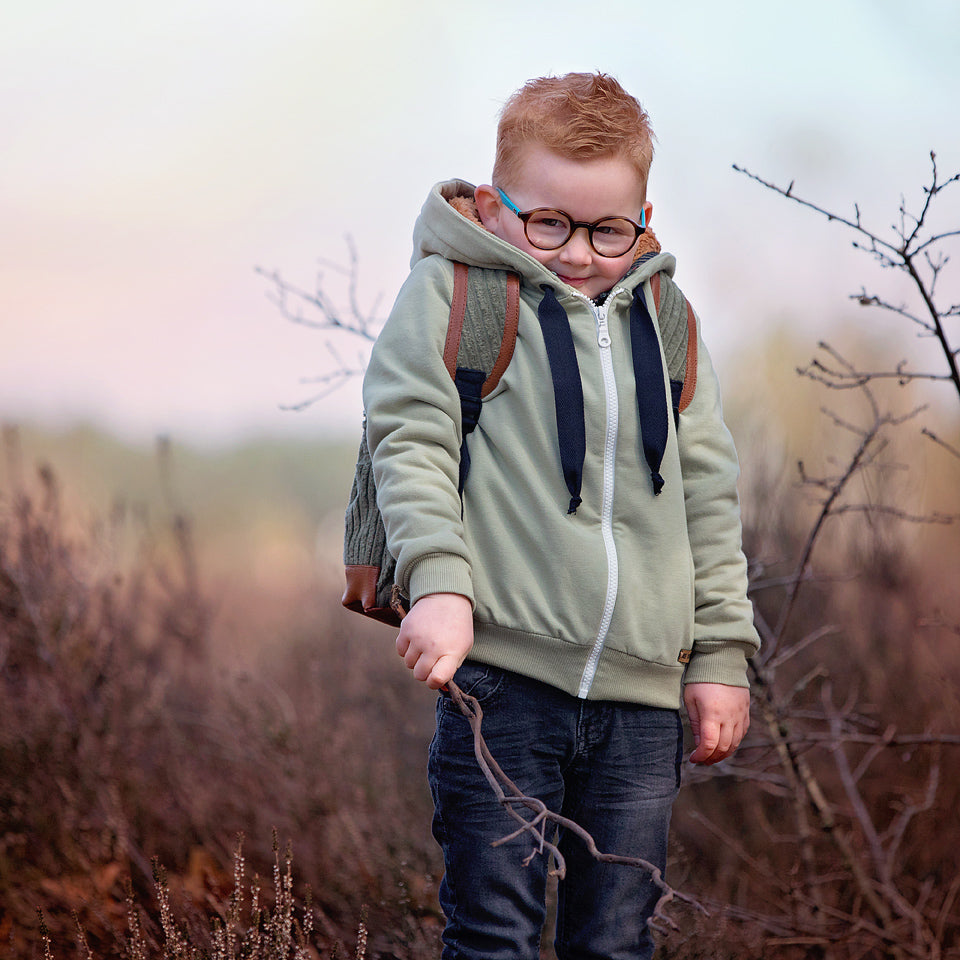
[[446, 680, 707, 931]]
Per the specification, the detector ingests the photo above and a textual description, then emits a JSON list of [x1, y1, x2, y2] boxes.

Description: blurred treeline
[[1, 315, 958, 957]]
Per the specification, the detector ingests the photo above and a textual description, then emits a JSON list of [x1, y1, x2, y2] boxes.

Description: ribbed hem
[[408, 554, 475, 607], [471, 621, 686, 709], [682, 642, 752, 687]]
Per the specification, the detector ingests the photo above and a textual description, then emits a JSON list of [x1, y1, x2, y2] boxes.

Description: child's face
[[476, 143, 652, 301]]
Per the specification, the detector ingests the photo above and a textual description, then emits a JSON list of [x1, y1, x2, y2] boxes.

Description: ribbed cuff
[[682, 642, 752, 688], [408, 554, 475, 608]]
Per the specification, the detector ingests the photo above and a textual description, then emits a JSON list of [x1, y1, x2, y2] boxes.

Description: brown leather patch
[[342, 564, 379, 613], [678, 649, 692, 664], [342, 565, 401, 626]]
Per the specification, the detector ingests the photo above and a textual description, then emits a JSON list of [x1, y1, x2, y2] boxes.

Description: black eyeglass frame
[[496, 188, 646, 258]]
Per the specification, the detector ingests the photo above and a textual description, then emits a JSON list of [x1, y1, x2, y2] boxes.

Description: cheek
[[525, 246, 560, 271], [598, 255, 632, 284], [498, 215, 523, 243]]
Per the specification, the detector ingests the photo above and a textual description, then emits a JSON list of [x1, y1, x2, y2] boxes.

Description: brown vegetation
[[0, 426, 442, 958], [4, 158, 959, 958]]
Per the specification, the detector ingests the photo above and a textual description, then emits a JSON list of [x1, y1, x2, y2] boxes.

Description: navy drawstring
[[535, 283, 671, 512], [454, 367, 486, 497], [629, 287, 668, 495], [536, 285, 585, 514]]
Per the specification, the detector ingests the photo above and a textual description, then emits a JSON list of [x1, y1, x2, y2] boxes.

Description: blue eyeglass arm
[[497, 188, 523, 216]]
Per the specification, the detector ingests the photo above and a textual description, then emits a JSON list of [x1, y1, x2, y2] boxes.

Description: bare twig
[[445, 680, 707, 931], [734, 154, 960, 407], [711, 155, 960, 958], [256, 239, 387, 409], [922, 426, 960, 461]]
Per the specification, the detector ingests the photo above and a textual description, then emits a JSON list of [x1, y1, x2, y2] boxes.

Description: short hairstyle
[[492, 73, 655, 191]]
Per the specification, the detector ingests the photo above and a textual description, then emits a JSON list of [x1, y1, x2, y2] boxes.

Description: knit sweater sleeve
[[362, 256, 475, 607], [677, 312, 761, 686]]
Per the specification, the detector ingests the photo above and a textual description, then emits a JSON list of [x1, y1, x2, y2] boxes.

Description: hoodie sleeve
[[677, 313, 761, 686], [363, 255, 475, 607]]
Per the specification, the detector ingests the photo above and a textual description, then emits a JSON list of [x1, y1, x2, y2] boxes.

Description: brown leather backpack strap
[[678, 299, 698, 413], [443, 261, 470, 378], [481, 272, 520, 398], [650, 271, 663, 312]]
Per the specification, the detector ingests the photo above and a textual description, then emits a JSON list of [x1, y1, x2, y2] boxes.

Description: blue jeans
[[428, 661, 683, 960]]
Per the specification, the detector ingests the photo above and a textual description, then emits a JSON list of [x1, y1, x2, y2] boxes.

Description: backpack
[[341, 257, 698, 626]]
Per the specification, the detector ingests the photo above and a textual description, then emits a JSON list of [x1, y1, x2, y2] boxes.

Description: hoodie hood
[[411, 179, 676, 299], [409, 178, 683, 509]]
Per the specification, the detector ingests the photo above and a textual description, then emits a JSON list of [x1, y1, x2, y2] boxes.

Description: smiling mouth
[[558, 274, 589, 286]]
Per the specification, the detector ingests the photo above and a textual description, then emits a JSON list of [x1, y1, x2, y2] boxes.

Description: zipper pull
[[595, 306, 611, 347]]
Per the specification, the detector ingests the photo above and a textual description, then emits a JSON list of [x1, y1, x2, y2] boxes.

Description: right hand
[[396, 593, 474, 689]]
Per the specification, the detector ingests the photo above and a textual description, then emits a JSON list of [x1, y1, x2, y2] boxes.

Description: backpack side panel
[[650, 271, 697, 415], [341, 263, 518, 626], [342, 427, 402, 624]]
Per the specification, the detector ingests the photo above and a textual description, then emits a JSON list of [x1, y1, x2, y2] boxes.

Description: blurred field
[[2, 329, 959, 958], [0, 423, 443, 957]]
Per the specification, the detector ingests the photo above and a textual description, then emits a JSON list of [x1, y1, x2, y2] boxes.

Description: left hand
[[684, 682, 751, 765]]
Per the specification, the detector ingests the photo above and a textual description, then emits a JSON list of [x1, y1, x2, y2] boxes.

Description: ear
[[642, 200, 653, 229], [474, 184, 503, 231]]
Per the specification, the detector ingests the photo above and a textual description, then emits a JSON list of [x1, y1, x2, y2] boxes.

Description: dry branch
[[692, 154, 960, 957], [734, 153, 960, 406], [256, 238, 386, 411], [445, 679, 707, 932]]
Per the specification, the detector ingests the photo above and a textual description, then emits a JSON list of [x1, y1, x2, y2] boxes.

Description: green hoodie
[[364, 180, 760, 708]]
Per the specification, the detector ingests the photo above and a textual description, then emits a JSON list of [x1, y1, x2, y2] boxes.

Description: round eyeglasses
[[497, 188, 646, 258]]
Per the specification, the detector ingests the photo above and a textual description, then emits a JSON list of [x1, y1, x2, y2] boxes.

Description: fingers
[[397, 634, 426, 675], [397, 626, 443, 677], [406, 651, 462, 689], [684, 683, 751, 765], [394, 593, 474, 687], [425, 654, 460, 690], [689, 717, 736, 765]]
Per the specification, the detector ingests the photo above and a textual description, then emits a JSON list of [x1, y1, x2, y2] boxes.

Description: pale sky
[[2, 0, 958, 445]]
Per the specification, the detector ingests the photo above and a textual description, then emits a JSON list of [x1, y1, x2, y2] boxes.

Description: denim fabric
[[428, 661, 683, 960]]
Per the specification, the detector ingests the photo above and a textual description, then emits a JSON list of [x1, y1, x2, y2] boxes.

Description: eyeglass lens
[[524, 210, 639, 257]]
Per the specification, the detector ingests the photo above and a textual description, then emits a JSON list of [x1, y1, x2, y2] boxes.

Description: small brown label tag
[[677, 649, 692, 664]]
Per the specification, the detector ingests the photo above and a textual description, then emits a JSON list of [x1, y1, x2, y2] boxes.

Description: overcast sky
[[3, 0, 958, 446]]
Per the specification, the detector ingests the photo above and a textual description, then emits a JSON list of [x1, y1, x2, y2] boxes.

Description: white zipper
[[577, 291, 623, 698]]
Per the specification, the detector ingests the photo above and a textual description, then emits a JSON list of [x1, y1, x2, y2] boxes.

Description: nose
[[558, 226, 593, 265]]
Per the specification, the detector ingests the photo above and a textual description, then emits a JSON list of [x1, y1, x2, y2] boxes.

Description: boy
[[363, 73, 759, 960]]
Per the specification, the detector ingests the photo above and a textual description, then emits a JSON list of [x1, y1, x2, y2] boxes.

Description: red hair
[[493, 73, 655, 191]]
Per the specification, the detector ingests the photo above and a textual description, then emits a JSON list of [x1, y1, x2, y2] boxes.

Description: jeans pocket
[[448, 660, 506, 706]]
